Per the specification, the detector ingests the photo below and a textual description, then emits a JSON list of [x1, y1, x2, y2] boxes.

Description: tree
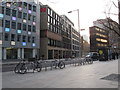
[[99, 0, 120, 37]]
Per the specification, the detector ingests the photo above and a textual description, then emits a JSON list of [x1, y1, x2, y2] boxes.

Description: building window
[[22, 35, 26, 42], [17, 35, 21, 42], [48, 23, 51, 30], [33, 6, 36, 12], [0, 7, 4, 14], [28, 36, 31, 42], [5, 20, 10, 28], [33, 26, 36, 32], [48, 15, 50, 22], [28, 4, 32, 10], [28, 25, 31, 31], [6, 2, 11, 7], [11, 34, 15, 41], [17, 23, 21, 30], [18, 2, 22, 7], [6, 8, 10, 16], [13, 2, 17, 6], [18, 11, 22, 18], [33, 16, 36, 22], [5, 33, 9, 41], [48, 8, 51, 15], [12, 10, 16, 17], [23, 24, 26, 31], [28, 14, 31, 20], [32, 37, 35, 43], [23, 13, 27, 19], [12, 22, 16, 29], [23, 2, 27, 9]]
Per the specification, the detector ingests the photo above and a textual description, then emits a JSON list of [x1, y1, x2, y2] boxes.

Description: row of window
[[1, 7, 36, 21], [4, 20, 36, 32], [96, 38, 108, 43], [48, 23, 61, 35], [72, 29, 79, 36], [73, 40, 79, 46], [48, 38, 71, 49], [72, 34, 79, 40], [73, 45, 79, 50], [95, 28, 105, 33], [5, 2, 36, 12], [48, 38, 61, 47], [48, 8, 61, 21], [97, 43, 107, 47], [4, 33, 35, 43], [96, 33, 107, 38]]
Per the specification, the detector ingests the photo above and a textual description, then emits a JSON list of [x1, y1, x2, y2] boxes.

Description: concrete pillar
[[22, 48, 24, 59], [33, 49, 36, 58], [18, 48, 20, 59], [0, 48, 2, 60], [53, 50, 54, 59], [3, 48, 6, 59], [61, 50, 63, 58]]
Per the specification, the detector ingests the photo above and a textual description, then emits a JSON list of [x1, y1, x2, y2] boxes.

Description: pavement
[[1, 59, 120, 88]]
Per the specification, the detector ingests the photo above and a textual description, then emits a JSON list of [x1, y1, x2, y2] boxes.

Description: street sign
[[99, 50, 103, 55]]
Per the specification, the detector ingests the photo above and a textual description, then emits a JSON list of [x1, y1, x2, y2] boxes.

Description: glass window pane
[[6, 8, 10, 16], [12, 10, 16, 17], [33, 6, 36, 12], [18, 11, 22, 18], [12, 22, 16, 29]]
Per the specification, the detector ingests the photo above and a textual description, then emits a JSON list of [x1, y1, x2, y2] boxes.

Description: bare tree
[[100, 0, 120, 37]]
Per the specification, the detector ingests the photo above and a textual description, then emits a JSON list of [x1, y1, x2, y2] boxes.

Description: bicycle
[[51, 59, 65, 69], [14, 59, 27, 74], [14, 58, 42, 74]]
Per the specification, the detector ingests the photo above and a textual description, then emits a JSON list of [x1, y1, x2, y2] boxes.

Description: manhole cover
[[101, 74, 120, 82]]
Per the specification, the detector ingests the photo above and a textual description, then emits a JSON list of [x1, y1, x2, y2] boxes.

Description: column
[[61, 50, 63, 58], [53, 50, 54, 59], [22, 48, 24, 59], [17, 48, 20, 59], [0, 48, 2, 60], [33, 49, 36, 58], [3, 48, 6, 59]]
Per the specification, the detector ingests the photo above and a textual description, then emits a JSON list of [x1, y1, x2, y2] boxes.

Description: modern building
[[61, 15, 80, 58], [0, 1, 40, 60], [89, 26, 109, 60], [40, 5, 80, 60], [93, 18, 120, 58]]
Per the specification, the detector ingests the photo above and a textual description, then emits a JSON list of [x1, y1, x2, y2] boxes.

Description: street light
[[68, 9, 81, 58]]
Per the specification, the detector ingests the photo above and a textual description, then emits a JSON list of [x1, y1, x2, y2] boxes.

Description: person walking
[[112, 52, 115, 60], [116, 52, 118, 59]]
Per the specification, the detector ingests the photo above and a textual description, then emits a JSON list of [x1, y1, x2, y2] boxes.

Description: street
[[2, 59, 119, 88]]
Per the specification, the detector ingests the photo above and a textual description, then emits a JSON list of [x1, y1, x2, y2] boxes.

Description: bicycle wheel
[[19, 64, 27, 74], [58, 61, 65, 69], [14, 63, 21, 73], [36, 62, 42, 72]]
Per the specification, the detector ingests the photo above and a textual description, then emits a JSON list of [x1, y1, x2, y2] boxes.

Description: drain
[[101, 74, 120, 82]]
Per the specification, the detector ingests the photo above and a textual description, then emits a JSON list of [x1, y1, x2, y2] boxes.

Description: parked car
[[85, 52, 99, 61]]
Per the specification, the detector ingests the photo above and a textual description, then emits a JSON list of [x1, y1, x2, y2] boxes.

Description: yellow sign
[[99, 50, 103, 55]]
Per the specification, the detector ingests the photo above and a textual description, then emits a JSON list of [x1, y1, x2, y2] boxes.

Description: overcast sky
[[39, 0, 118, 37]]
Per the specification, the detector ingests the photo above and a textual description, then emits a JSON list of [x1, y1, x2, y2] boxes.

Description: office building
[[0, 1, 40, 60], [40, 5, 80, 59]]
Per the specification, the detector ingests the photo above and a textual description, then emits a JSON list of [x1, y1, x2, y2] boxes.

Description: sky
[[39, 0, 118, 40]]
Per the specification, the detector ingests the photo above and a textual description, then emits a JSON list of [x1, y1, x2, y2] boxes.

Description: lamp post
[[68, 9, 81, 58]]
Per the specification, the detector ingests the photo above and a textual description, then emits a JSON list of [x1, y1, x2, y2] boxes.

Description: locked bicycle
[[14, 58, 42, 74], [51, 59, 65, 69]]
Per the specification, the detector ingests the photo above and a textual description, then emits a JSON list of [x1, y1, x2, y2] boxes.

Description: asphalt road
[[2, 59, 119, 88]]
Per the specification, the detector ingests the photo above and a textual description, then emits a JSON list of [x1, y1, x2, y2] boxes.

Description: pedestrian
[[112, 52, 115, 60], [116, 52, 118, 59]]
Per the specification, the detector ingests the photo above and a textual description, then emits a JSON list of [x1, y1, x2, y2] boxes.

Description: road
[[2, 59, 119, 88]]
